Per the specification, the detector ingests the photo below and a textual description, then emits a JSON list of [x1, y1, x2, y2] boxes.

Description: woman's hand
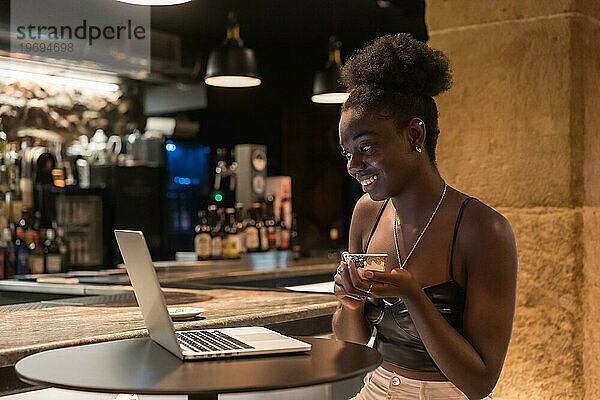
[[334, 260, 369, 310], [361, 268, 420, 300]]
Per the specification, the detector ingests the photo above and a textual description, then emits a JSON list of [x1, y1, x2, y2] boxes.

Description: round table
[[16, 336, 381, 400]]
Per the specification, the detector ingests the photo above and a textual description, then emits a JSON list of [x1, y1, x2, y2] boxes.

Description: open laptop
[[114, 229, 312, 360]]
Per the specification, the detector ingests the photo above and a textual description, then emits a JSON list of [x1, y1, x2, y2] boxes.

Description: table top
[[16, 336, 381, 395]]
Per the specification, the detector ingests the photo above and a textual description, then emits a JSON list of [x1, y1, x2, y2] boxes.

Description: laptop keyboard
[[176, 330, 255, 352]]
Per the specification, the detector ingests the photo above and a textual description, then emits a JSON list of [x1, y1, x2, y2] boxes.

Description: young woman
[[333, 34, 518, 400]]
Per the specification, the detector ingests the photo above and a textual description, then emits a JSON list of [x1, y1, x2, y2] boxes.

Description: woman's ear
[[407, 118, 426, 151]]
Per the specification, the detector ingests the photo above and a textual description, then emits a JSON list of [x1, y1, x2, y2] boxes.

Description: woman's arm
[[332, 195, 375, 345], [363, 203, 517, 399]]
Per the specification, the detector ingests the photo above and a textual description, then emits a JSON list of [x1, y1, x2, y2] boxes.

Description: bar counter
[[34, 254, 339, 288]]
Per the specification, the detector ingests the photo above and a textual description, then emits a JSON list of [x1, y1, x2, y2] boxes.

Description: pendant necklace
[[384, 182, 447, 307]]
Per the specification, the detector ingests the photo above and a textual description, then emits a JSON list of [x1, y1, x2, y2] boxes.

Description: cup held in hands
[[342, 253, 388, 278]]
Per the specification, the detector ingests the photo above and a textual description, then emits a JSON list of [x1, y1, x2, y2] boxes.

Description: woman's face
[[339, 108, 418, 201]]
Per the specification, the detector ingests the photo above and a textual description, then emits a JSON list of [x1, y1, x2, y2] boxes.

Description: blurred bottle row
[[194, 195, 300, 261], [0, 208, 69, 279]]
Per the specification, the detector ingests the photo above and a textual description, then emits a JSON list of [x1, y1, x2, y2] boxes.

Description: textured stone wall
[[580, 2, 600, 397], [426, 1, 599, 398]]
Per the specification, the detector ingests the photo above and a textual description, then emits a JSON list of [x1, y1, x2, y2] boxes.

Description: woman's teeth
[[360, 175, 378, 186]]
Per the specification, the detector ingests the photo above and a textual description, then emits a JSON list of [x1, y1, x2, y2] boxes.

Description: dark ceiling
[[150, 0, 427, 74], [151, 0, 427, 45]]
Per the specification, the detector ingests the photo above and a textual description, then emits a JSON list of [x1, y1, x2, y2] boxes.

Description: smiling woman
[[333, 34, 518, 400]]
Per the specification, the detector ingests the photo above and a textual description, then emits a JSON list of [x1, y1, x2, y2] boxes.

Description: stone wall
[[427, 1, 599, 398]]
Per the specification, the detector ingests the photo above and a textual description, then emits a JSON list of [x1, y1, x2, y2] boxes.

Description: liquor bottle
[[290, 213, 301, 260], [194, 210, 211, 261], [278, 204, 290, 250], [208, 205, 223, 260], [14, 227, 30, 275], [235, 203, 246, 255], [11, 190, 22, 227], [19, 208, 33, 247], [29, 231, 44, 274], [264, 196, 277, 251], [33, 211, 47, 251], [245, 206, 261, 252], [43, 229, 61, 274], [0, 195, 7, 235], [253, 203, 269, 252], [217, 208, 229, 258], [18, 209, 31, 232], [5, 192, 16, 238], [3, 228, 14, 278], [223, 208, 240, 259], [56, 227, 69, 272]]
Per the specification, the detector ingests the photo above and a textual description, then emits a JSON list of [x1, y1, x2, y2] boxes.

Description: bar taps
[[214, 148, 237, 191]]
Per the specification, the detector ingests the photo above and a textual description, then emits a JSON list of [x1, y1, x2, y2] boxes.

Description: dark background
[[0, 0, 428, 255]]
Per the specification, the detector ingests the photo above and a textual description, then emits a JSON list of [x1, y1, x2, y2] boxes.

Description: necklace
[[393, 182, 447, 270], [384, 182, 447, 306]]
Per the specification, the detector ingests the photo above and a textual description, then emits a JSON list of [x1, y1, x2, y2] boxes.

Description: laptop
[[114, 229, 312, 360]]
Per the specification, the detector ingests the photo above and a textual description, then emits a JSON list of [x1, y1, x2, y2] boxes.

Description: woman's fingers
[[338, 260, 369, 296], [363, 268, 407, 283], [361, 268, 419, 298], [334, 270, 366, 305], [347, 261, 372, 294], [362, 270, 390, 282]]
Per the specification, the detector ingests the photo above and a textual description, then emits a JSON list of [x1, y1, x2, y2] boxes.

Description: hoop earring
[[415, 146, 422, 153]]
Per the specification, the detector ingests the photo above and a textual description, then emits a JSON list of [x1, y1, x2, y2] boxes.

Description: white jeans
[[351, 366, 493, 400]]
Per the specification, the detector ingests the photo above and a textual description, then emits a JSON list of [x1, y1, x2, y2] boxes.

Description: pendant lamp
[[205, 12, 261, 88], [311, 36, 348, 104]]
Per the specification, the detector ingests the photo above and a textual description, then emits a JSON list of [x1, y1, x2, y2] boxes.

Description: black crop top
[[363, 197, 475, 372]]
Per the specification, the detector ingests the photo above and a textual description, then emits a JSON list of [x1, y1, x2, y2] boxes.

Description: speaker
[[235, 144, 267, 208]]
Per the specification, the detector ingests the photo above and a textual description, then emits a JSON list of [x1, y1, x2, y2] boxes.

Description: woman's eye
[[360, 145, 372, 152]]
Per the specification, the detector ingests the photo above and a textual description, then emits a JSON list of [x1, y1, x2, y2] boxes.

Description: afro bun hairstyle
[[341, 33, 452, 97]]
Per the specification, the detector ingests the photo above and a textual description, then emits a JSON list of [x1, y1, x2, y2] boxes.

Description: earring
[[415, 146, 422, 153], [418, 121, 424, 126]]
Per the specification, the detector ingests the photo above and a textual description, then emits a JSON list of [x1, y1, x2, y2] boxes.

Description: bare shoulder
[[461, 198, 515, 244], [351, 194, 386, 229], [460, 198, 517, 278], [349, 194, 387, 252]]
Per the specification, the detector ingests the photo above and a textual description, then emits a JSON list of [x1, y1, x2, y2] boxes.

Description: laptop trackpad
[[235, 332, 285, 342]]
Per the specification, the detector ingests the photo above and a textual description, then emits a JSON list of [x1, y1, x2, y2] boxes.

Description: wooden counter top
[[56, 256, 338, 286], [0, 286, 337, 368]]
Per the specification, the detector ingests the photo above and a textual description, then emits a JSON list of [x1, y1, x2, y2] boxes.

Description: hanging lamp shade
[[205, 13, 261, 88], [311, 36, 348, 104]]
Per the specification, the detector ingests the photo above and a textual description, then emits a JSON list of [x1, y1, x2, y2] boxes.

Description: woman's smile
[[357, 173, 379, 191]]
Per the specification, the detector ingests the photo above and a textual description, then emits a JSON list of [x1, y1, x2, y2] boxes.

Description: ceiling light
[[312, 36, 348, 104], [0, 68, 120, 92], [116, 0, 192, 5], [205, 12, 260, 88]]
